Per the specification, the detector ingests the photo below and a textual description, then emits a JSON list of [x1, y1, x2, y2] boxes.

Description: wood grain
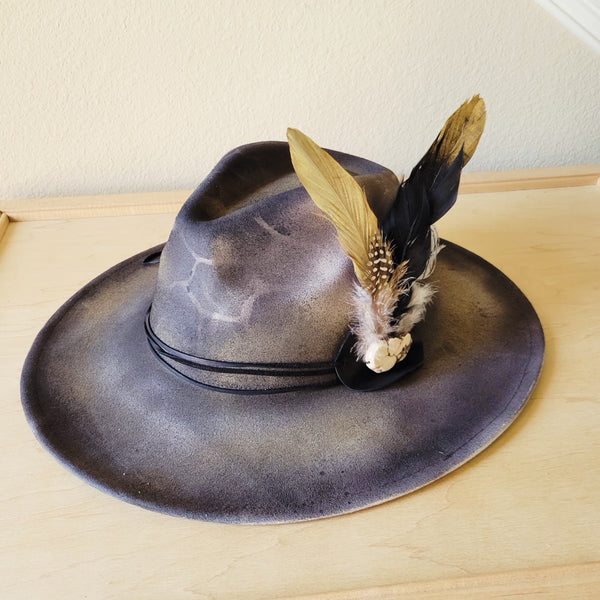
[[1, 177, 599, 599], [0, 189, 189, 222], [458, 163, 600, 193], [281, 562, 600, 600]]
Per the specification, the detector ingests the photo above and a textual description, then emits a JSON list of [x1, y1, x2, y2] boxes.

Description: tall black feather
[[380, 146, 463, 316], [384, 147, 464, 267], [379, 94, 486, 319]]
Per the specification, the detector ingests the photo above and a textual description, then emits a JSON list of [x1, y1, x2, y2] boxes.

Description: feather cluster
[[287, 95, 486, 374]]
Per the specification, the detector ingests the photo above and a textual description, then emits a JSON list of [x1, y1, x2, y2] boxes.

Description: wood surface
[[282, 562, 600, 600], [0, 176, 599, 599], [458, 163, 600, 193]]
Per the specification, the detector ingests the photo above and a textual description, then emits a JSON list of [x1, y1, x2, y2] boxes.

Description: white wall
[[1, 0, 599, 201]]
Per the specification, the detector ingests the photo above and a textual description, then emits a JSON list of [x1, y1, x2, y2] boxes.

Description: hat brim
[[21, 241, 544, 523]]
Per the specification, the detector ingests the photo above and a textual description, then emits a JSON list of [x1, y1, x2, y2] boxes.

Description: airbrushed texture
[[2, 0, 599, 202], [21, 241, 544, 523], [149, 142, 399, 391]]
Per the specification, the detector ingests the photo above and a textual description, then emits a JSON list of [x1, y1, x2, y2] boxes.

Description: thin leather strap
[[144, 309, 338, 393]]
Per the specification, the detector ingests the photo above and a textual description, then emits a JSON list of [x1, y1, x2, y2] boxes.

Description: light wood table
[[1, 166, 599, 599]]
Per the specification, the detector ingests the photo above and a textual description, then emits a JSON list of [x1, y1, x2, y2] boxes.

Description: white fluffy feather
[[350, 275, 409, 359], [394, 227, 441, 335], [395, 281, 435, 334], [421, 226, 442, 279]]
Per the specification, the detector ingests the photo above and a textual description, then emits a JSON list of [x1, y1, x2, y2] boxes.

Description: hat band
[[144, 310, 339, 394]]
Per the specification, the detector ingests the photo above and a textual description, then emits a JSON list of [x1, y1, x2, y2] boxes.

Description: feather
[[287, 127, 379, 289], [287, 97, 485, 374], [287, 128, 409, 365], [414, 94, 486, 224], [395, 281, 436, 334], [381, 96, 485, 325], [436, 94, 486, 168]]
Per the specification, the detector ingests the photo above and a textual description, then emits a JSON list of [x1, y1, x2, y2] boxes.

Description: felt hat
[[21, 99, 544, 523]]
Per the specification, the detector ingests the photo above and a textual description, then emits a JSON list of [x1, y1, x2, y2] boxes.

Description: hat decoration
[[288, 95, 486, 388]]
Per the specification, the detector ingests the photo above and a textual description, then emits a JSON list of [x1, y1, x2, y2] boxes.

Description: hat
[[21, 97, 544, 523]]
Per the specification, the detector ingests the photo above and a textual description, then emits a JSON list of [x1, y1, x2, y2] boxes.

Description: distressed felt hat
[[21, 98, 544, 523]]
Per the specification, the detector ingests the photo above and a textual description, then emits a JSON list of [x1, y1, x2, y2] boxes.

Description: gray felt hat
[[21, 103, 544, 523]]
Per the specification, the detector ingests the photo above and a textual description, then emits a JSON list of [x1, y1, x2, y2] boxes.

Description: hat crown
[[148, 142, 399, 392]]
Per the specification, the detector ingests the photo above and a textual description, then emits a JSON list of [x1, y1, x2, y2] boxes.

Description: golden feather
[[287, 128, 380, 289], [287, 127, 410, 366], [434, 95, 486, 167]]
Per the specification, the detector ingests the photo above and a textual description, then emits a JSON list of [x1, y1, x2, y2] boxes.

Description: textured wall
[[1, 0, 599, 201]]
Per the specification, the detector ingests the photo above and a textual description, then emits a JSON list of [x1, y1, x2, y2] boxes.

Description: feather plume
[[382, 96, 486, 326], [287, 97, 485, 373], [287, 128, 408, 363]]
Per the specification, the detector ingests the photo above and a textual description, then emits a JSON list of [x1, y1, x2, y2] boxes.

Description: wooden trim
[[0, 212, 9, 241], [0, 190, 190, 222], [280, 561, 600, 600], [459, 164, 600, 194], [1, 165, 598, 222]]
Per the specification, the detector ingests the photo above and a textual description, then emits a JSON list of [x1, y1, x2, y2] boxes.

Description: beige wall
[[1, 0, 599, 201]]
